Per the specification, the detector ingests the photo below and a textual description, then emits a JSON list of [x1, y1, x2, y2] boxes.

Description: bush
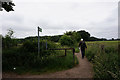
[[59, 35, 74, 46], [3, 40, 75, 72], [2, 47, 36, 71]]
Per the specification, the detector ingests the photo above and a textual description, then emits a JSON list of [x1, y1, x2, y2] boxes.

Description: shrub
[[59, 35, 74, 46], [2, 40, 64, 71]]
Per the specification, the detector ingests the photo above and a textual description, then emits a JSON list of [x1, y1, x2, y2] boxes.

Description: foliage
[[23, 30, 108, 44], [49, 35, 62, 42], [85, 41, 119, 79], [77, 30, 90, 41], [89, 37, 107, 41], [75, 47, 80, 53], [59, 35, 74, 46], [65, 31, 78, 45], [65, 31, 74, 36], [1, 1, 15, 12], [2, 39, 78, 74], [2, 28, 17, 49], [89, 37, 98, 41]]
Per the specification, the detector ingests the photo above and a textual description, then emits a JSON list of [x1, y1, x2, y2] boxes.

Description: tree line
[[25, 30, 108, 42], [2, 29, 119, 49]]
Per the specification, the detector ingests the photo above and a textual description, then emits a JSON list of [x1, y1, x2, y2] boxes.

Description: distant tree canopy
[[89, 37, 98, 41], [77, 30, 90, 41], [49, 35, 62, 42], [65, 31, 74, 36], [65, 30, 90, 41], [23, 30, 107, 43], [1, 1, 15, 12]]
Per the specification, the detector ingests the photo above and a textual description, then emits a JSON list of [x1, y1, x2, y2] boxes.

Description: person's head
[[81, 38, 83, 41]]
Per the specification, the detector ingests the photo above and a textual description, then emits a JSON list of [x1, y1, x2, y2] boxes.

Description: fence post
[[73, 48, 75, 64], [65, 49, 67, 56], [46, 41, 47, 50], [38, 27, 40, 58], [101, 45, 104, 53]]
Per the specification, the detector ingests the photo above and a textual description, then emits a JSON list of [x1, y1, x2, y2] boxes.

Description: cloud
[[88, 7, 118, 39], [1, 1, 118, 39]]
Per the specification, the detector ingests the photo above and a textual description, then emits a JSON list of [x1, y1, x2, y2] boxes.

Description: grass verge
[[85, 41, 119, 79]]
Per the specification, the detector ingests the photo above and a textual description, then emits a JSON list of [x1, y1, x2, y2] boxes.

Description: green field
[[85, 41, 119, 79]]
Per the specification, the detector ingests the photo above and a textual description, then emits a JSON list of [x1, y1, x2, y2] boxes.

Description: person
[[78, 39, 87, 59]]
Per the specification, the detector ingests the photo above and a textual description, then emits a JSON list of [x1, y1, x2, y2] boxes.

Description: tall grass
[[85, 41, 119, 79]]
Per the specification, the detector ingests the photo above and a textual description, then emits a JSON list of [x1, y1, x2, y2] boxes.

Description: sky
[[0, 0, 119, 39]]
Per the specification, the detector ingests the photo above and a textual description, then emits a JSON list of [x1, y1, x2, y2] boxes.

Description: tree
[[59, 35, 74, 46], [112, 38, 114, 41], [0, 0, 15, 12], [89, 37, 98, 41], [65, 31, 78, 45], [77, 30, 90, 41], [3, 28, 15, 48], [5, 28, 14, 38], [50, 35, 62, 42], [65, 31, 73, 36]]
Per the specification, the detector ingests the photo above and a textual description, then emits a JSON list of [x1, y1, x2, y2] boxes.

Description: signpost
[[37, 27, 75, 64], [38, 26, 42, 57]]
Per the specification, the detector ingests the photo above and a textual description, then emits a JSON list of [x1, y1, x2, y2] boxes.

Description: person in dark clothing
[[79, 39, 87, 59]]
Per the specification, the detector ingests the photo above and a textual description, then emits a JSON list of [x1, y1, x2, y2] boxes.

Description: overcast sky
[[0, 0, 119, 39]]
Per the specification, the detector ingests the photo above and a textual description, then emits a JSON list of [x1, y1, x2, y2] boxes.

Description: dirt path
[[3, 52, 93, 78]]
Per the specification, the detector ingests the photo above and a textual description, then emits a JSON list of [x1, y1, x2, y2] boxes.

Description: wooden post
[[46, 41, 47, 50], [38, 27, 40, 57], [48, 48, 76, 64], [101, 45, 104, 53], [73, 48, 75, 64], [65, 49, 67, 56]]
